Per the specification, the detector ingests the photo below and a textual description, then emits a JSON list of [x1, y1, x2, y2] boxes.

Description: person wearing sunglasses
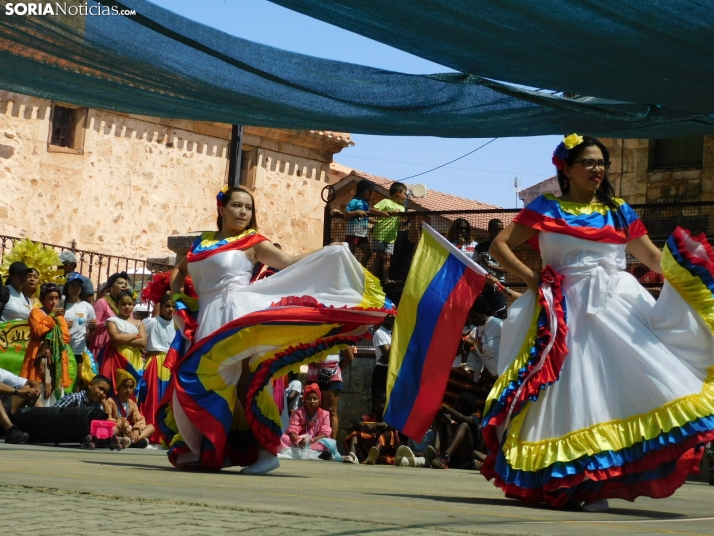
[[482, 134, 714, 512]]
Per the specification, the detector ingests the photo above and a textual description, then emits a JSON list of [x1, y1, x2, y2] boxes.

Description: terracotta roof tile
[[331, 166, 500, 211]]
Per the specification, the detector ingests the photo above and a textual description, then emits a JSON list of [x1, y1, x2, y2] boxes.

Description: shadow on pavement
[[367, 493, 688, 519], [82, 459, 308, 477]]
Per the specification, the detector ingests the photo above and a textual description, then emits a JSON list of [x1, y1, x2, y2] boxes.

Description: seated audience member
[[431, 393, 486, 470], [343, 392, 402, 465], [286, 371, 302, 416], [106, 369, 154, 449], [54, 375, 111, 409], [0, 367, 42, 443], [279, 383, 332, 456], [463, 297, 503, 383], [371, 314, 394, 418]]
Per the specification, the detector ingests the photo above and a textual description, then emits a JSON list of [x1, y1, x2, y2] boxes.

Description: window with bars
[[48, 104, 87, 153]]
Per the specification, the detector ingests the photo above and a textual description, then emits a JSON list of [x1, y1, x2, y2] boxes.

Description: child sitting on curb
[[106, 369, 155, 449]]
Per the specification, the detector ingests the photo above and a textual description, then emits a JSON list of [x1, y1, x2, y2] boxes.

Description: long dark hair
[[446, 218, 471, 245], [217, 187, 259, 232], [557, 136, 627, 234]]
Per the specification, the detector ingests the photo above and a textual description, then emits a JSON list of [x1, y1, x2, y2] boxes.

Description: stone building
[[0, 90, 353, 262], [520, 136, 714, 205]]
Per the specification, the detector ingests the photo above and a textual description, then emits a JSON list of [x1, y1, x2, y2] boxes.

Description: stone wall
[[240, 146, 331, 254], [601, 136, 714, 204], [0, 90, 227, 259]]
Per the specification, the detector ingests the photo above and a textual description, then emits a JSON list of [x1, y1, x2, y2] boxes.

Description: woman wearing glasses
[[481, 135, 714, 511]]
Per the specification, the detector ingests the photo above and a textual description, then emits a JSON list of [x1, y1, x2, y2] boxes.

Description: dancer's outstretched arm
[[253, 241, 320, 270], [490, 222, 540, 295], [626, 235, 663, 274]]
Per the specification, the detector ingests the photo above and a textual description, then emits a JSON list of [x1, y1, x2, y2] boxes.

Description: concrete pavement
[[0, 443, 712, 535]]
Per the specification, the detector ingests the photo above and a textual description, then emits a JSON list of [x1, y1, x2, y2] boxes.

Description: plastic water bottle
[[303, 434, 311, 449]]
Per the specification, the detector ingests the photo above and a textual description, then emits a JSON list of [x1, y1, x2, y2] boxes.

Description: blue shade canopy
[[268, 0, 714, 115], [0, 0, 711, 138]]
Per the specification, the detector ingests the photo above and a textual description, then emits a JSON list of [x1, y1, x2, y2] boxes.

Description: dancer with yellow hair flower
[[482, 135, 714, 511]]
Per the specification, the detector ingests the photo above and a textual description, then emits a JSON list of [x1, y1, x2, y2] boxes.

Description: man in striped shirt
[[54, 375, 111, 408]]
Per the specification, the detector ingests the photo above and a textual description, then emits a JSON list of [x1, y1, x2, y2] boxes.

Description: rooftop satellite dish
[[410, 184, 427, 198]]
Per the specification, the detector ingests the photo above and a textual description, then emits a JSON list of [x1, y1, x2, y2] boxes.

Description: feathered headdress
[[0, 239, 64, 284]]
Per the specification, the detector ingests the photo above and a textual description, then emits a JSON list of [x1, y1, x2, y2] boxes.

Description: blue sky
[[150, 0, 561, 208]]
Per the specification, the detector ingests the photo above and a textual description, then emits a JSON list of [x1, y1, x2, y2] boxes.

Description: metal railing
[[325, 200, 714, 302], [0, 236, 174, 295]]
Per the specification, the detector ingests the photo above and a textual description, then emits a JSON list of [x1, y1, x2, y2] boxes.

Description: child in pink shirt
[[279, 383, 331, 452]]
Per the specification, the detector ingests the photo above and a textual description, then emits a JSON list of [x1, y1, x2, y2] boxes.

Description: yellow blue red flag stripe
[[384, 223, 487, 441]]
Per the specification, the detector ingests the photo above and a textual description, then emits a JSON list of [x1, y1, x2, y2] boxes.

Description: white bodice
[[188, 249, 254, 296], [187, 249, 255, 340], [539, 232, 627, 315]]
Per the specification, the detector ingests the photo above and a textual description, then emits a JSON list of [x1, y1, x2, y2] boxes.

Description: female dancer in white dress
[[159, 187, 393, 474], [481, 134, 714, 511]]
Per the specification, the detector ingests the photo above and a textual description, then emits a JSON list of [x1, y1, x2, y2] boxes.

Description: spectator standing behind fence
[[20, 283, 72, 405], [58, 251, 96, 304], [22, 268, 40, 309], [63, 272, 97, 365], [344, 179, 389, 267], [447, 219, 477, 257], [371, 314, 394, 418], [1, 262, 31, 322], [90, 272, 131, 359], [475, 219, 508, 318], [371, 182, 408, 284]]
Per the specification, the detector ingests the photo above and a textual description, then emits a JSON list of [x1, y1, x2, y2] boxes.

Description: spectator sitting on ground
[[54, 374, 111, 409], [58, 251, 96, 304], [431, 393, 485, 470], [105, 369, 154, 449], [342, 392, 403, 465], [0, 367, 43, 444], [286, 371, 302, 416], [22, 268, 40, 309], [279, 383, 332, 457]]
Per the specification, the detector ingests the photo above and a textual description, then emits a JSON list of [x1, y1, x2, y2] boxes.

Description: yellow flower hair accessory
[[552, 134, 585, 170], [216, 185, 230, 206], [563, 133, 584, 150]]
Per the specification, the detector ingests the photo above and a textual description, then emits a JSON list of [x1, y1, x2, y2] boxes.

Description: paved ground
[[0, 443, 712, 536]]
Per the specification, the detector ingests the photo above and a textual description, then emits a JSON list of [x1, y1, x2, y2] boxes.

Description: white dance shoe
[[240, 450, 280, 475]]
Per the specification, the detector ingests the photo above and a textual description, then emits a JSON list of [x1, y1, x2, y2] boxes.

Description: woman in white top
[[1, 262, 32, 322], [160, 187, 393, 475], [99, 290, 147, 396], [62, 272, 97, 362]]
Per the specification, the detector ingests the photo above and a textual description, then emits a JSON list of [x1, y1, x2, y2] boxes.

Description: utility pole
[[512, 176, 521, 208]]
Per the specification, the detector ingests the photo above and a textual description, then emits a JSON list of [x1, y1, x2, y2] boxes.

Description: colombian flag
[[384, 223, 487, 441]]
